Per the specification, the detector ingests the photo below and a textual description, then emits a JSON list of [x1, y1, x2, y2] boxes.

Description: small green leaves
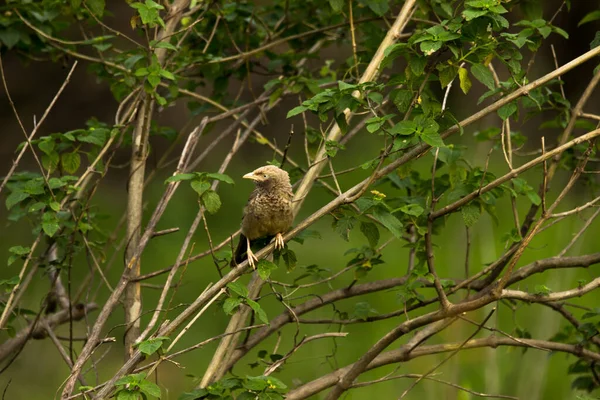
[[286, 105, 308, 118], [165, 171, 233, 214], [372, 208, 403, 239], [8, 246, 31, 266], [470, 63, 495, 90], [227, 281, 249, 298], [462, 202, 482, 227], [498, 101, 518, 120], [135, 336, 170, 356], [130, 0, 165, 28], [6, 191, 29, 210], [0, 276, 20, 292], [333, 214, 356, 241], [61, 152, 81, 174], [351, 301, 378, 321], [257, 259, 278, 280], [533, 284, 552, 297], [115, 373, 161, 399], [42, 211, 60, 237], [201, 190, 221, 214], [225, 282, 269, 324], [165, 173, 195, 183], [458, 67, 471, 94], [360, 222, 379, 247]]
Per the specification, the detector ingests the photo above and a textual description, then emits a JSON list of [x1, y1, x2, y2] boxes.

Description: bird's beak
[[243, 171, 258, 181]]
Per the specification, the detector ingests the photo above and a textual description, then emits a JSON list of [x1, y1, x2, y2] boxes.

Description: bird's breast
[[241, 192, 293, 239]]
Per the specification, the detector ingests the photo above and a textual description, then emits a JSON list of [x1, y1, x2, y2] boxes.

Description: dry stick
[[124, 92, 154, 359], [0, 60, 78, 330], [0, 303, 97, 362], [123, 0, 194, 358]]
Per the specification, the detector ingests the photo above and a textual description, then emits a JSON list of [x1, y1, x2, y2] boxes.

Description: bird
[[230, 165, 294, 269]]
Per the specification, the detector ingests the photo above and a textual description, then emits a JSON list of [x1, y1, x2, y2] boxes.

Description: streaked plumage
[[231, 165, 294, 268]]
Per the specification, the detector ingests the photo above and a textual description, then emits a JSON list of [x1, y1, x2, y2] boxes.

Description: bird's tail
[[231, 233, 248, 267]]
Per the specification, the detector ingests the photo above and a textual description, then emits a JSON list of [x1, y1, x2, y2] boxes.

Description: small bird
[[231, 165, 294, 269]]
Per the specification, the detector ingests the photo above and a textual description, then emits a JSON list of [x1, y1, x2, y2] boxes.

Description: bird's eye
[[262, 174, 268, 178]]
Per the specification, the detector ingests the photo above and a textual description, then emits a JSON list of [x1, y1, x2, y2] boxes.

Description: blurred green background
[[1, 0, 600, 399]]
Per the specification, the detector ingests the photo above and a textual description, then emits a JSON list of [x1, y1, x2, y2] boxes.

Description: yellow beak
[[243, 171, 258, 180]]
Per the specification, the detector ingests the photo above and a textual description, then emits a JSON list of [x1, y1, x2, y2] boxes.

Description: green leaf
[[206, 172, 234, 184], [0, 276, 20, 289], [282, 248, 297, 271], [178, 389, 208, 400], [363, 0, 388, 16], [360, 222, 379, 247], [399, 204, 424, 217], [287, 105, 308, 118], [247, 299, 269, 324], [190, 180, 210, 196], [9, 246, 31, 256], [393, 89, 413, 113], [462, 203, 481, 227], [498, 102, 518, 120], [201, 190, 221, 214], [257, 259, 278, 280], [579, 11, 600, 26], [159, 69, 175, 80], [61, 152, 81, 174], [138, 379, 161, 397], [48, 177, 67, 189], [6, 191, 29, 210], [458, 67, 472, 94], [420, 130, 445, 147], [42, 212, 60, 237], [533, 284, 552, 296], [151, 40, 177, 51], [328, 0, 343, 12], [470, 63, 495, 90], [333, 215, 355, 241], [223, 297, 242, 314], [42, 153, 59, 172], [351, 301, 378, 320], [116, 389, 138, 400], [526, 189, 541, 206], [227, 281, 249, 298], [78, 129, 108, 146], [135, 336, 169, 356], [372, 208, 403, 239], [389, 120, 417, 136], [165, 173, 195, 183], [38, 138, 55, 155], [591, 31, 600, 50], [87, 0, 105, 15]]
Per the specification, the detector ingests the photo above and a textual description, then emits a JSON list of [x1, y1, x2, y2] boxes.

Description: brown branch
[[286, 336, 600, 399], [0, 303, 97, 362]]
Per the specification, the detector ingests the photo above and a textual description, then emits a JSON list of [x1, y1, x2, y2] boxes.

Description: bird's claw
[[274, 233, 285, 250], [246, 247, 259, 269]]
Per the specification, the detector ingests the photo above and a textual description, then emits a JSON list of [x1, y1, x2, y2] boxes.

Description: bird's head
[[243, 165, 291, 190]]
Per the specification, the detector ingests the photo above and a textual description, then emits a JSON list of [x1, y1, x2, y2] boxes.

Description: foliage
[[1, 0, 600, 399]]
